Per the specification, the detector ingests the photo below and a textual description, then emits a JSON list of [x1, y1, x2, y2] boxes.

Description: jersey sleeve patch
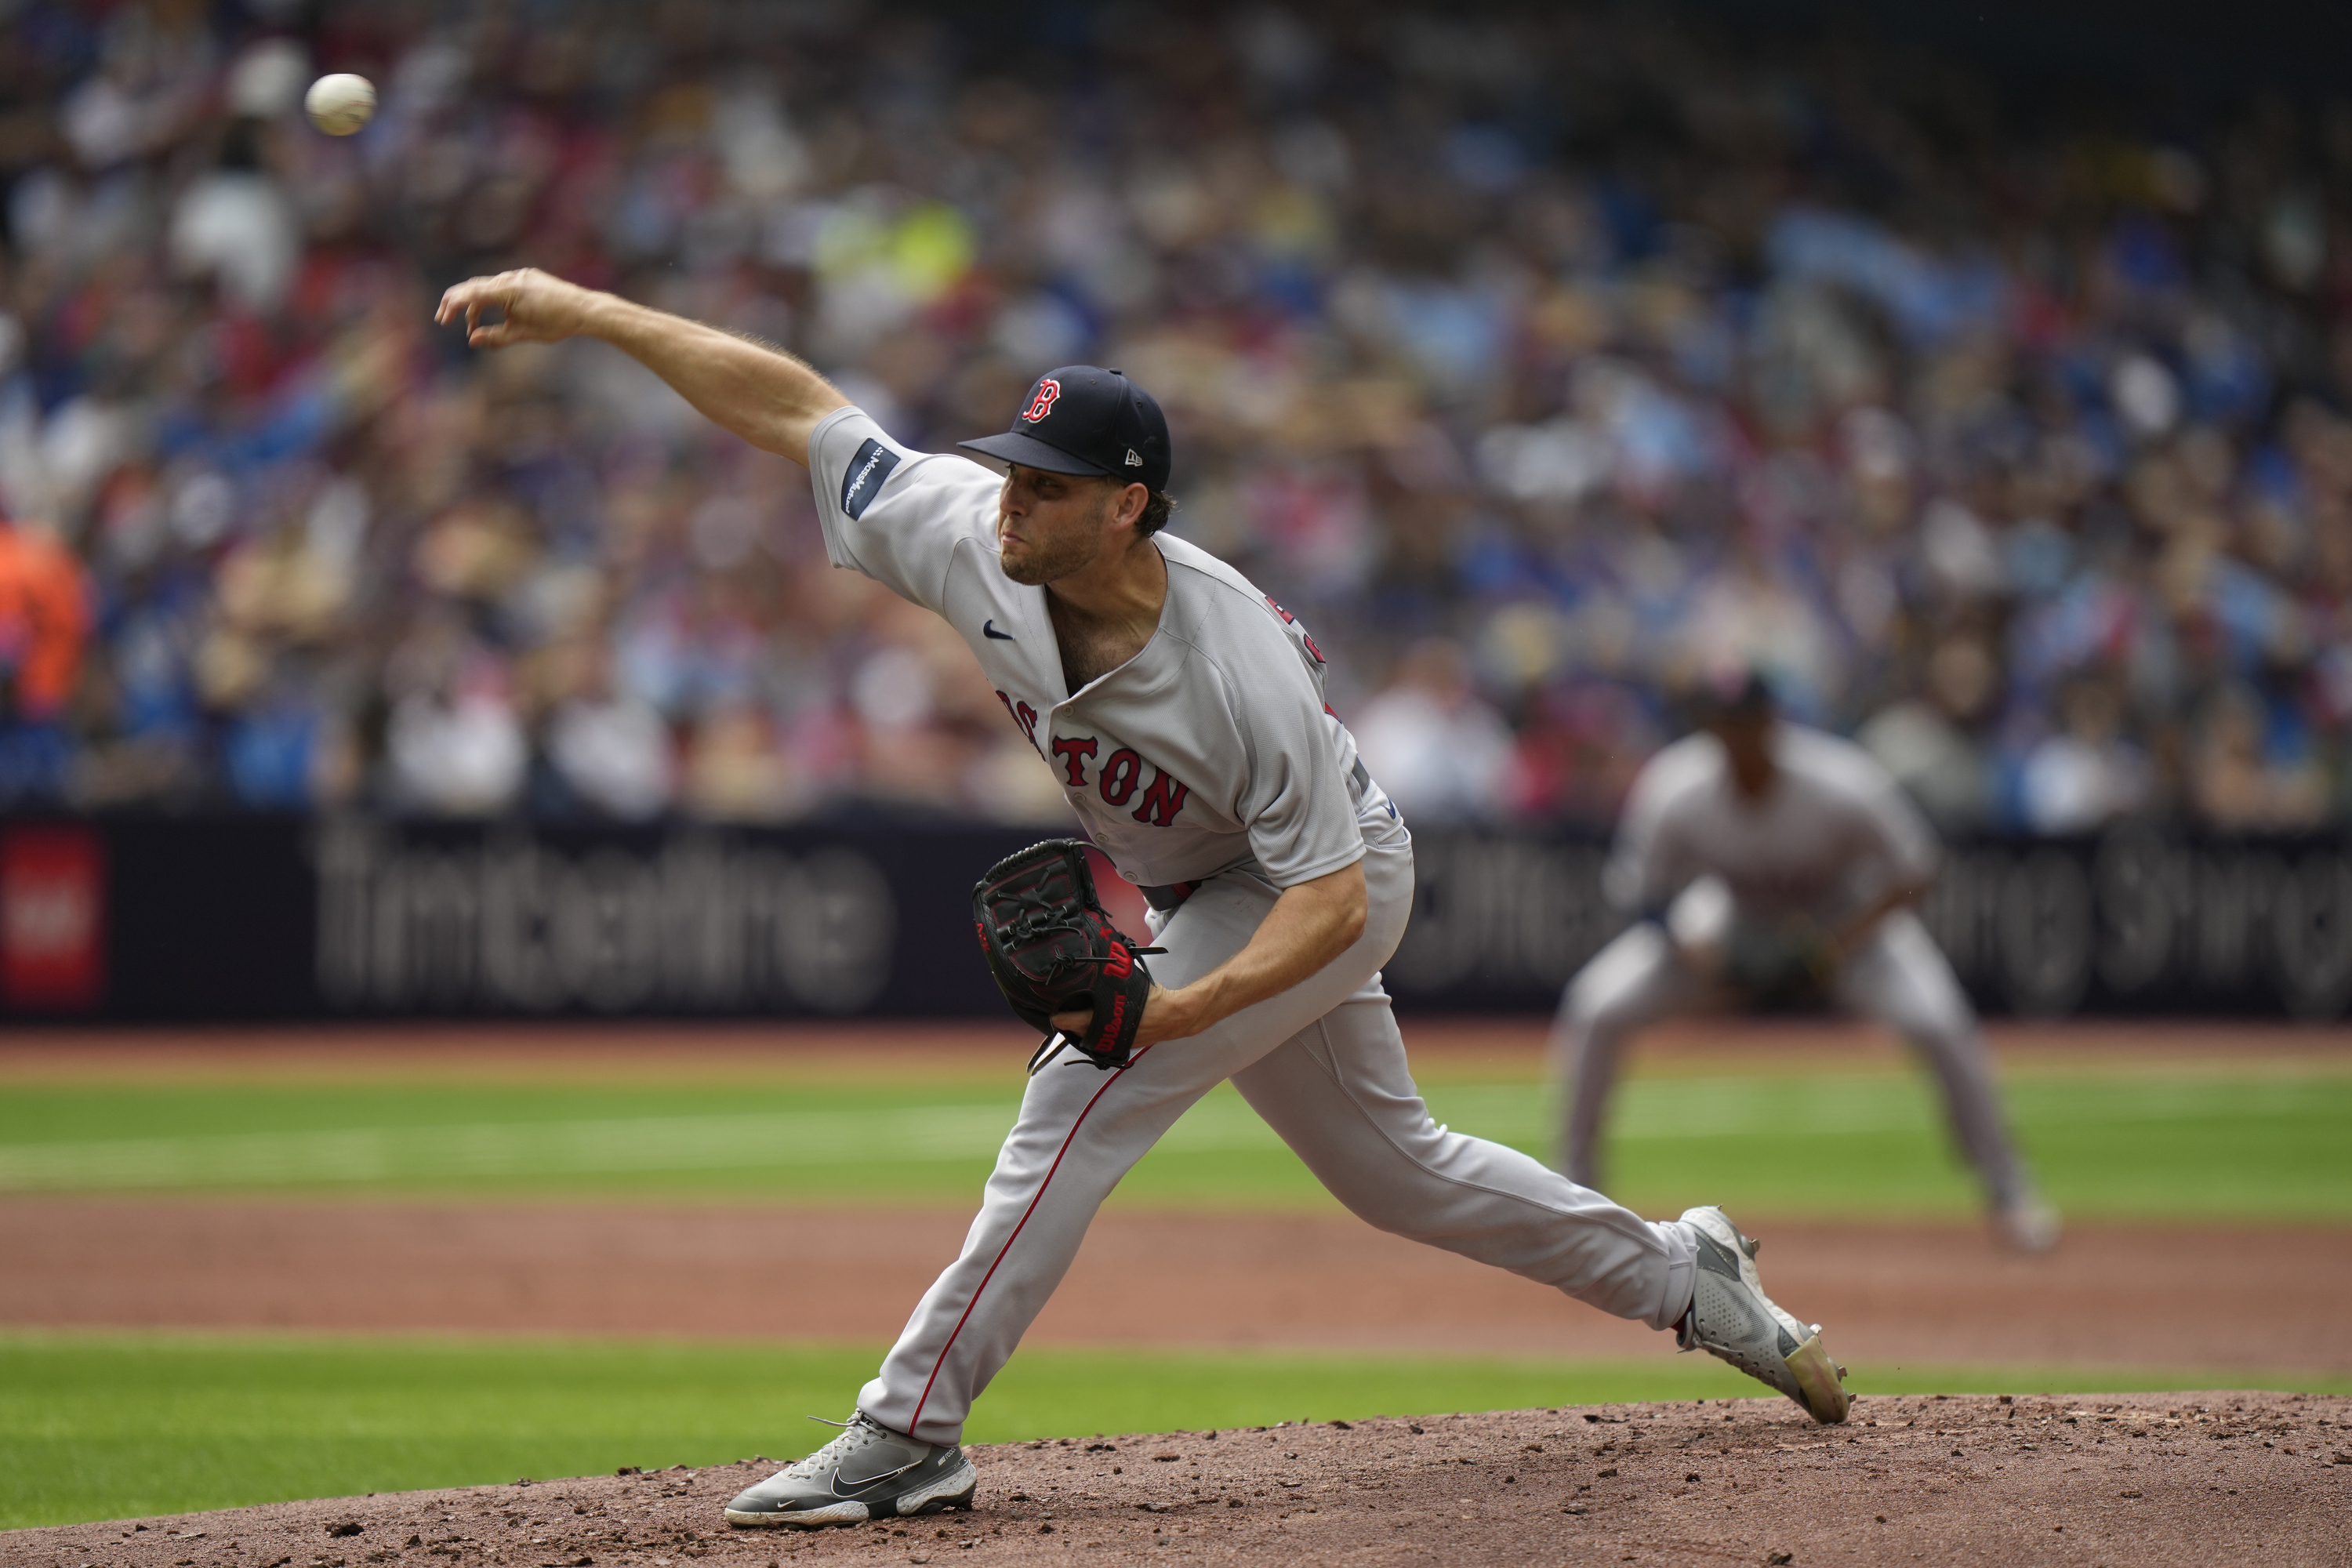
[[840, 438, 902, 519]]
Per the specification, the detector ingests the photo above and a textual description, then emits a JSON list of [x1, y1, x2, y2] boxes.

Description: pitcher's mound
[[14, 1393, 2346, 1564]]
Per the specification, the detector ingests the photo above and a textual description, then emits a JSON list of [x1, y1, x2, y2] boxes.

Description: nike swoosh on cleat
[[829, 1457, 919, 1497], [983, 619, 1014, 640], [1691, 1231, 1742, 1278]]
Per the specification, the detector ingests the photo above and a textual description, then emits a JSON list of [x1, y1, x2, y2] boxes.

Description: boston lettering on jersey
[[814, 406, 1363, 893], [1036, 728, 1192, 826], [993, 691, 1040, 750], [993, 692, 1190, 827]]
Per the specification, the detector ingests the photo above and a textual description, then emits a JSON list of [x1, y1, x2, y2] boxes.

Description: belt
[[1140, 880, 1197, 913], [1141, 760, 1379, 914]]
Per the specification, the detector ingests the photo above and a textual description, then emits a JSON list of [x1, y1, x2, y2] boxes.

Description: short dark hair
[[1082, 472, 1176, 540], [1138, 488, 1177, 537], [1694, 670, 1777, 728], [1096, 474, 1175, 536]]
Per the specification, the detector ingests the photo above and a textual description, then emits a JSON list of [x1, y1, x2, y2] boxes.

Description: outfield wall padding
[[2, 815, 2347, 1021]]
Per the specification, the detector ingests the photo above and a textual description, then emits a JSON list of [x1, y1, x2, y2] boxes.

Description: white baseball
[[304, 73, 376, 136]]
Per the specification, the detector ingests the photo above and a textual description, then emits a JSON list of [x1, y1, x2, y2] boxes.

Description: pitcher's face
[[996, 466, 1132, 586]]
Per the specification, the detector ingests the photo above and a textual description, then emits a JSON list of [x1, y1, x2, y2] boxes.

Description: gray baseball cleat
[[723, 1412, 976, 1528], [1675, 1206, 1851, 1425], [1993, 1190, 2063, 1254]]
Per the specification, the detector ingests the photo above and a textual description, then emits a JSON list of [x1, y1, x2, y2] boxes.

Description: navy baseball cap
[[1692, 667, 1778, 725], [958, 366, 1173, 493]]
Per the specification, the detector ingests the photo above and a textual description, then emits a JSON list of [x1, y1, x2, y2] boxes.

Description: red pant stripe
[[906, 1047, 1151, 1436]]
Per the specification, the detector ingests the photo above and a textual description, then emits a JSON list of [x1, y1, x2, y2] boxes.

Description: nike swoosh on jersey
[[983, 620, 1015, 640]]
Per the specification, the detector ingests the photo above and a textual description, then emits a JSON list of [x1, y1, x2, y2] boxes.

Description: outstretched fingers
[[470, 311, 521, 349], [433, 278, 480, 327], [434, 272, 529, 349]]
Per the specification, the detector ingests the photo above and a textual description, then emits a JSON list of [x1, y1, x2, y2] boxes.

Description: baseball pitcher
[[436, 271, 1853, 1530], [1554, 675, 2059, 1252]]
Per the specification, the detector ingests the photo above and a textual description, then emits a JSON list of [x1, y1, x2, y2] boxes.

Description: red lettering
[[996, 692, 1042, 754], [1131, 768, 1191, 827], [1104, 942, 1133, 980], [1051, 735, 1098, 786], [1098, 747, 1143, 805], [1264, 597, 1325, 662]]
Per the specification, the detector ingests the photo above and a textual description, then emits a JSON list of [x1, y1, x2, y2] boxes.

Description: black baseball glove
[[972, 840, 1161, 1073], [1719, 918, 1835, 1007]]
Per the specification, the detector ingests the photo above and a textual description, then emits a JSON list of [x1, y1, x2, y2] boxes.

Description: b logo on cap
[[1020, 378, 1062, 423]]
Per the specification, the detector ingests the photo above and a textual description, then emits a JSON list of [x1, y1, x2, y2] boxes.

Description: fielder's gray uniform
[[810, 408, 1697, 1445], [1553, 724, 2026, 1206]]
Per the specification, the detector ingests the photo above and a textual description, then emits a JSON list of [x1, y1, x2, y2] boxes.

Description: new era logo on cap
[[958, 366, 1173, 494]]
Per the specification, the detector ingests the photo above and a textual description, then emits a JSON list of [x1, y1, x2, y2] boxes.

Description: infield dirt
[[7, 1020, 2350, 1373], [9, 1022, 2349, 1558], [5, 1200, 2348, 1373], [11, 1394, 2346, 1566]]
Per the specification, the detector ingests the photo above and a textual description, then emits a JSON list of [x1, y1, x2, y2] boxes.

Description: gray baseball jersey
[[1558, 720, 2025, 1212], [809, 405, 1383, 889], [1605, 722, 1940, 920], [787, 405, 1700, 1454]]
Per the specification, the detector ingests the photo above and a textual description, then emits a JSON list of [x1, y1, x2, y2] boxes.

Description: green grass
[[4, 1062, 2347, 1221], [6, 1051, 2344, 1531], [5, 1330, 2345, 1532]]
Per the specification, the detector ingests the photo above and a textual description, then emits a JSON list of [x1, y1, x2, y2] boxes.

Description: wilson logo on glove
[[971, 840, 1161, 1073]]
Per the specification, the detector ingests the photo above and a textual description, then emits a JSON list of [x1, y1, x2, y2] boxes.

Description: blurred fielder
[[1553, 675, 2059, 1252]]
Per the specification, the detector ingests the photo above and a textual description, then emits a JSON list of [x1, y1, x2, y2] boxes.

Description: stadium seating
[[2, 4, 2347, 834]]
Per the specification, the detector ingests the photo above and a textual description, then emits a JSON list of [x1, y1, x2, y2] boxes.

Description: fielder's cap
[[958, 366, 1172, 494], [1692, 666, 1778, 725]]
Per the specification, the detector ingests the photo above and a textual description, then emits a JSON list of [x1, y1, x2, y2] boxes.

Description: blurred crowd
[[7, 1, 2352, 835]]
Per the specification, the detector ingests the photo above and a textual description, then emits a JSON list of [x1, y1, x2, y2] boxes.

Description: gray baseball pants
[[860, 822, 1698, 1446], [1551, 913, 2027, 1205]]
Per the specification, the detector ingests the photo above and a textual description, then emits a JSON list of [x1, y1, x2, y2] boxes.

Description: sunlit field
[[5, 1053, 2345, 1221]]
